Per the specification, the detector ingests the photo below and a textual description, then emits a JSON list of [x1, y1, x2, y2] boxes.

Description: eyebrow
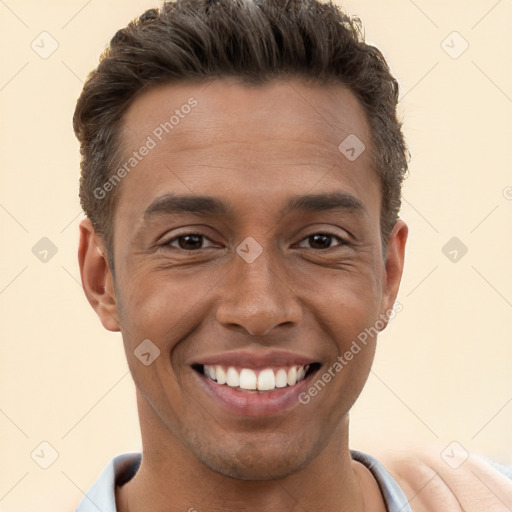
[[143, 191, 367, 221]]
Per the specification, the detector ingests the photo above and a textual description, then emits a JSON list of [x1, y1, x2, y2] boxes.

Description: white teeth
[[226, 367, 239, 387], [239, 368, 257, 390], [287, 366, 297, 386], [206, 365, 216, 380], [257, 369, 275, 391], [216, 366, 227, 384], [202, 364, 313, 391], [275, 368, 288, 388]]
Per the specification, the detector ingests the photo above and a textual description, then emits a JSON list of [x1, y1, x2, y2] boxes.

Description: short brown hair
[[73, 0, 408, 272]]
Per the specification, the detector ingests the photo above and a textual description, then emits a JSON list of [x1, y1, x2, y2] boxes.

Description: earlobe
[[379, 219, 408, 328], [78, 217, 120, 332]]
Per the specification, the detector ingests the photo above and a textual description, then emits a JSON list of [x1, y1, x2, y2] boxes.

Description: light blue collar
[[77, 450, 412, 511]]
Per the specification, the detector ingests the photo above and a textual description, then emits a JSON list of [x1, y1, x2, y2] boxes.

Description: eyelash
[[160, 232, 350, 251]]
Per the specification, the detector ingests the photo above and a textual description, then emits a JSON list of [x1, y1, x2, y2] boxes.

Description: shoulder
[[376, 444, 512, 512]]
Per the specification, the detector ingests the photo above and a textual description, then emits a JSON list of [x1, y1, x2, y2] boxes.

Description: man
[[74, 1, 512, 510]]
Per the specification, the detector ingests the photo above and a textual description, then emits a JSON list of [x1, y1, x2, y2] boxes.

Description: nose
[[215, 245, 302, 337]]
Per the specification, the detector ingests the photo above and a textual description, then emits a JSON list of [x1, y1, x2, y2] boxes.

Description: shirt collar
[[77, 451, 410, 512], [76, 453, 142, 512]]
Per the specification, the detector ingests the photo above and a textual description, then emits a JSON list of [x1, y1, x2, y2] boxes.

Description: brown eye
[[162, 233, 215, 251], [297, 233, 348, 250]]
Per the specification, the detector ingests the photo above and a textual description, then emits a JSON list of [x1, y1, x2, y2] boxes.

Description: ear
[[78, 217, 120, 332], [379, 219, 408, 328]]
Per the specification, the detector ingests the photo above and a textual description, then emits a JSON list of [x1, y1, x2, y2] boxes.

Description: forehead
[[122, 78, 372, 154], [113, 78, 378, 230]]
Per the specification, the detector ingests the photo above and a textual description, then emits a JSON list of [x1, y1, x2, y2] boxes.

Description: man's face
[[80, 79, 407, 480]]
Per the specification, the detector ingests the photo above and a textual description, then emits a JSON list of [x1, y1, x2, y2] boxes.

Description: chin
[[212, 453, 312, 481], [190, 436, 316, 481]]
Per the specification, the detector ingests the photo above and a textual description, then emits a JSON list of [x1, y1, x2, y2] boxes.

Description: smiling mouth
[[192, 363, 321, 392]]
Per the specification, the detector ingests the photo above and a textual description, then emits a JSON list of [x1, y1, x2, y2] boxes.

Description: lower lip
[[194, 369, 318, 417]]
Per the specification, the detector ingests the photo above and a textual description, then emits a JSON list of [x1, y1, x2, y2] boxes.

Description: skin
[[78, 78, 408, 512]]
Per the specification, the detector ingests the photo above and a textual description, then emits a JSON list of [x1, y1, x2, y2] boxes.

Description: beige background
[[0, 0, 511, 510]]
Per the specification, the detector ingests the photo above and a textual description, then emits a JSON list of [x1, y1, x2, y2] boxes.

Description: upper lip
[[190, 350, 318, 369]]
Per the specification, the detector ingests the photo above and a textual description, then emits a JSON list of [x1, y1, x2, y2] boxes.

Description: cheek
[[117, 278, 196, 418], [304, 268, 382, 403], [117, 267, 212, 346], [305, 264, 383, 339], [115, 270, 211, 400]]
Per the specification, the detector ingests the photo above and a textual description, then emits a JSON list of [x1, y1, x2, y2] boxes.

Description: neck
[[116, 397, 380, 512]]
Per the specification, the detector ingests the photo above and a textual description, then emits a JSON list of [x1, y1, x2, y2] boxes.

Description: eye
[[296, 232, 349, 250], [161, 233, 217, 251]]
